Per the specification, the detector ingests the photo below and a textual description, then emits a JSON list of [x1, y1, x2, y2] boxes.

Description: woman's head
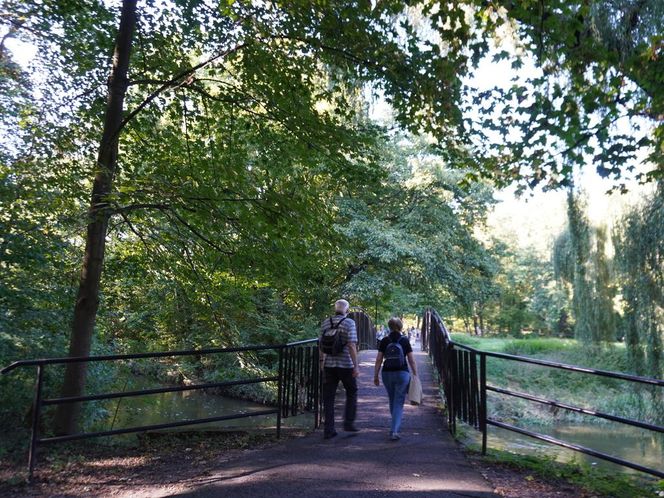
[[387, 316, 403, 333]]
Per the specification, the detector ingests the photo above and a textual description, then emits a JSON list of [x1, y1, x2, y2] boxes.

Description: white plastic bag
[[408, 374, 422, 405]]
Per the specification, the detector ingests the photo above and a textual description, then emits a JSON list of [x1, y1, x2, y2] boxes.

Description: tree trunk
[[473, 314, 480, 336], [472, 302, 483, 336], [53, 0, 137, 436]]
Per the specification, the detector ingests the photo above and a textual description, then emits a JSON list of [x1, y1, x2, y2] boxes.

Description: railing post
[[461, 351, 469, 424], [276, 347, 283, 439], [314, 346, 321, 429], [480, 353, 487, 455], [28, 364, 45, 481], [449, 348, 457, 434], [469, 351, 479, 429]]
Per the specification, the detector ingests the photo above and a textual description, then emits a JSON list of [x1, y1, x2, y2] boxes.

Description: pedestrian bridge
[[160, 348, 498, 497], [2, 308, 663, 492]]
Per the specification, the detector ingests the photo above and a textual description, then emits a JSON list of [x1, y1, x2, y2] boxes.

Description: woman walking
[[373, 317, 418, 440]]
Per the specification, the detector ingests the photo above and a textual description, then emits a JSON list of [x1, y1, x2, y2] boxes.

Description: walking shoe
[[390, 433, 400, 441], [323, 431, 338, 440], [344, 424, 360, 432]]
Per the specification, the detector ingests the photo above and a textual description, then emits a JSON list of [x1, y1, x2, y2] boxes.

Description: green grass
[[439, 335, 663, 496], [465, 446, 660, 498], [449, 333, 661, 425]]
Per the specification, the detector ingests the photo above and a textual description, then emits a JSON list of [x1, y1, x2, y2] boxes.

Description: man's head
[[334, 299, 350, 315]]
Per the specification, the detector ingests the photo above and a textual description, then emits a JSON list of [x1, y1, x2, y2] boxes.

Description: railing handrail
[[423, 306, 664, 479], [1, 342, 297, 375], [450, 340, 664, 387], [3, 337, 323, 480], [486, 385, 664, 433], [41, 376, 279, 406], [425, 307, 451, 343], [285, 338, 318, 347]]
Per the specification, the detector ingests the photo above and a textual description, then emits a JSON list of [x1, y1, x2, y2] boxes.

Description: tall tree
[[553, 190, 617, 344], [614, 184, 663, 377], [566, 191, 595, 342], [52, 0, 137, 436], [1, 0, 474, 433], [335, 134, 496, 318], [593, 225, 617, 342]]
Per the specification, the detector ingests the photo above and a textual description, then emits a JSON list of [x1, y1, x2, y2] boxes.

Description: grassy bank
[[441, 337, 664, 496], [463, 446, 662, 498], [451, 334, 663, 426]]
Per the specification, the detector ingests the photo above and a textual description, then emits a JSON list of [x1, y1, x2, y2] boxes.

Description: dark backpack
[[320, 316, 348, 355], [383, 336, 406, 369]]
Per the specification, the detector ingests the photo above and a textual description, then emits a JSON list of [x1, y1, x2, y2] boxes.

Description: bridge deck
[[143, 348, 498, 497]]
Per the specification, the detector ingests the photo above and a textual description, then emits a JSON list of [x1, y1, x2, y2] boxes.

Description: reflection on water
[[91, 379, 312, 433], [466, 422, 664, 478]]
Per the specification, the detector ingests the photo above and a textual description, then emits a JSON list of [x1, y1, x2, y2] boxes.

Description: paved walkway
[[160, 345, 497, 497]]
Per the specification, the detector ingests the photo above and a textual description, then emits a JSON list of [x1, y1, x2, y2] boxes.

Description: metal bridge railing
[[1, 338, 321, 480], [1, 306, 378, 481], [421, 307, 664, 479], [348, 306, 377, 351]]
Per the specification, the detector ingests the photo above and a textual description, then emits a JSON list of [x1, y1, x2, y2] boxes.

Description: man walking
[[319, 299, 359, 439]]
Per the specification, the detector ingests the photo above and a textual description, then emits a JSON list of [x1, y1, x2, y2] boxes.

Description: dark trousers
[[322, 367, 357, 435]]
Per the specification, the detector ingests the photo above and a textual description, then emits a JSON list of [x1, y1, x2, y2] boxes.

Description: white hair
[[334, 299, 350, 314]]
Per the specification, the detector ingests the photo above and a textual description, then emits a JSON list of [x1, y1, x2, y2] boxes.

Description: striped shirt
[[320, 314, 357, 369]]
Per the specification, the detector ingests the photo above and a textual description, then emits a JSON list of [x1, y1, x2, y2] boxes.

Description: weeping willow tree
[[614, 185, 663, 378], [553, 190, 616, 344], [594, 225, 618, 342]]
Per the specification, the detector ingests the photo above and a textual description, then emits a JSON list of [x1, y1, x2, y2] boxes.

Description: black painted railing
[[1, 339, 321, 480], [421, 307, 664, 479], [349, 306, 377, 351]]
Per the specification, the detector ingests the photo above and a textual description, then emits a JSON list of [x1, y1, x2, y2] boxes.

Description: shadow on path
[[135, 347, 498, 497]]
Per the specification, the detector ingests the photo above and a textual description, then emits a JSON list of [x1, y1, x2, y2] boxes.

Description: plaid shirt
[[320, 314, 357, 369]]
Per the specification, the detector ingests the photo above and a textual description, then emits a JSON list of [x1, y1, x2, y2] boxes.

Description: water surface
[[465, 421, 663, 479], [90, 377, 312, 433]]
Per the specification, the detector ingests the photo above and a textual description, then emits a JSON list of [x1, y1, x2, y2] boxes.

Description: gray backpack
[[320, 316, 348, 355]]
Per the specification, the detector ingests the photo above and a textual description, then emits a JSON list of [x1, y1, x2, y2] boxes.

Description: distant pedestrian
[[376, 325, 386, 348], [373, 316, 418, 440], [319, 299, 360, 439]]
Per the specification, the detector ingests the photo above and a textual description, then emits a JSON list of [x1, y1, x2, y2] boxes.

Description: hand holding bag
[[408, 374, 422, 405]]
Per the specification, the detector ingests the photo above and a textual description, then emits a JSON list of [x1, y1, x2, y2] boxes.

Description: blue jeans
[[381, 370, 410, 434]]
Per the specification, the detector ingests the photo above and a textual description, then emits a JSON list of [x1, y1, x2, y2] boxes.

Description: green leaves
[[4, 0, 657, 370], [447, 0, 663, 190], [333, 133, 496, 316], [613, 184, 664, 377]]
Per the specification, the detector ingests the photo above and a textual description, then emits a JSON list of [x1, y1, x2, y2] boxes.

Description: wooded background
[[1, 0, 661, 443]]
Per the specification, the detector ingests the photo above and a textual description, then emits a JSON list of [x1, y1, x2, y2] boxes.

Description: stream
[[464, 421, 664, 478], [90, 379, 312, 434]]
